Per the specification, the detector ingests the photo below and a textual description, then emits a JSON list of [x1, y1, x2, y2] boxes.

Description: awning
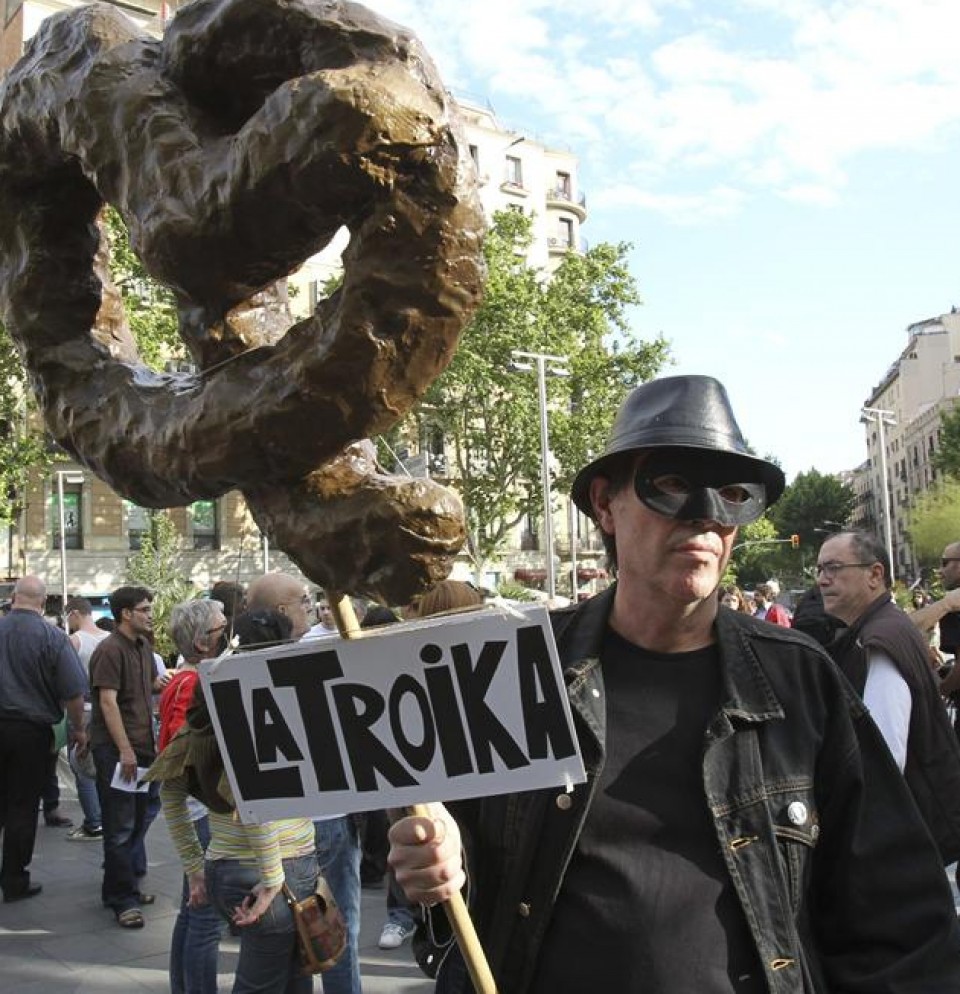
[[514, 568, 548, 582]]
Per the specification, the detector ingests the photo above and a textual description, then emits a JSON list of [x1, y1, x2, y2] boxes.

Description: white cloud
[[365, 0, 960, 223], [592, 183, 748, 224]]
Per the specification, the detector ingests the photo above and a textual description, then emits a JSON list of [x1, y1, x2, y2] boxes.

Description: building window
[[555, 171, 572, 198], [51, 483, 82, 551], [505, 155, 523, 188], [520, 513, 540, 551], [468, 145, 479, 167], [191, 500, 219, 550], [125, 502, 151, 551], [559, 217, 575, 247]]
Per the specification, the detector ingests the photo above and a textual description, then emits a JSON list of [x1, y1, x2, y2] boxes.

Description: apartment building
[[859, 309, 960, 578], [1, 2, 598, 597]]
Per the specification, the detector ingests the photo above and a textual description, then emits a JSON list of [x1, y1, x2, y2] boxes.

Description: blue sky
[[370, 0, 960, 481]]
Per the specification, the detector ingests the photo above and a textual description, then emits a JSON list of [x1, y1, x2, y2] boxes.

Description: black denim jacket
[[424, 587, 960, 993]]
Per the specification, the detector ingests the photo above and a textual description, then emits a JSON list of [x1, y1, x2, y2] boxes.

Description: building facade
[[859, 309, 960, 579]]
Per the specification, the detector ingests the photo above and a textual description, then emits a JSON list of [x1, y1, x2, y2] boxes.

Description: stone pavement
[[0, 760, 433, 994]]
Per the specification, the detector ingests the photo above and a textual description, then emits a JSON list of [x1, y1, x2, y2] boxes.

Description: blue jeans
[[313, 816, 361, 994], [92, 743, 151, 913], [206, 853, 317, 994], [170, 817, 222, 994], [132, 781, 161, 879], [69, 750, 101, 831]]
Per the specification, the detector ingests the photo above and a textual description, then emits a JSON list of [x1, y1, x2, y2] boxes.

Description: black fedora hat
[[570, 375, 785, 518]]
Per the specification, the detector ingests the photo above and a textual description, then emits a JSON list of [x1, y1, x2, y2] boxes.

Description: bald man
[[0, 576, 88, 900], [246, 573, 313, 641], [242, 573, 362, 994]]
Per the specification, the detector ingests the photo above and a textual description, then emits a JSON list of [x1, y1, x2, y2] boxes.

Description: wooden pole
[[326, 592, 499, 994]]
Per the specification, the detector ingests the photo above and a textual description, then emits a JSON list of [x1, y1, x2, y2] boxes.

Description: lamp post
[[55, 469, 84, 630], [860, 407, 897, 584], [511, 350, 569, 600]]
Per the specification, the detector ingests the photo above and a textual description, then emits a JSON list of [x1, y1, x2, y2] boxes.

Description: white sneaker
[[378, 922, 413, 950]]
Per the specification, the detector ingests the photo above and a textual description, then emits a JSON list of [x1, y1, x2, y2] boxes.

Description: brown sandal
[[117, 908, 145, 929]]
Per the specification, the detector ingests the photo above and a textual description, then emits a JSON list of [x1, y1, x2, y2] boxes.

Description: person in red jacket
[[161, 598, 229, 994], [753, 582, 791, 627]]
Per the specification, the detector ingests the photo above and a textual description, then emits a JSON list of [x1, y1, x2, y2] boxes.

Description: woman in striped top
[[160, 609, 319, 994]]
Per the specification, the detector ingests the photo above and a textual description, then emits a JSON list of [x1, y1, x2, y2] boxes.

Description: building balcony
[[499, 179, 530, 198], [545, 187, 587, 221]]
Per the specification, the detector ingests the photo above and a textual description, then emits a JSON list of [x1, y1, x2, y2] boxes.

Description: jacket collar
[[555, 585, 784, 727], [712, 608, 786, 726]]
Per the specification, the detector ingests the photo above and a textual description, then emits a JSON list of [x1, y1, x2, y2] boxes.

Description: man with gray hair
[[819, 529, 960, 863], [0, 575, 88, 901], [169, 599, 230, 671], [160, 597, 227, 994]]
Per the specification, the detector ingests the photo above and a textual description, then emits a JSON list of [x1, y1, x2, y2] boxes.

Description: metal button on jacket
[[555, 793, 572, 811], [786, 801, 808, 826]]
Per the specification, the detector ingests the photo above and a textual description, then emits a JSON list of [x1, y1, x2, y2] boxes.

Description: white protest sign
[[199, 604, 586, 823]]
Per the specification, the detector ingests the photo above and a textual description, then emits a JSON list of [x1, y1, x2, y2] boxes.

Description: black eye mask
[[633, 450, 768, 526]]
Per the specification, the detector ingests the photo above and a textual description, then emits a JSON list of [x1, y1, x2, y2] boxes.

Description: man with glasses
[[390, 376, 960, 994], [89, 585, 167, 928], [244, 572, 363, 994], [818, 530, 960, 866]]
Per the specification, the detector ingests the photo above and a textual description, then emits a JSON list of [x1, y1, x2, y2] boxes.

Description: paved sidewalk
[[0, 763, 433, 994]]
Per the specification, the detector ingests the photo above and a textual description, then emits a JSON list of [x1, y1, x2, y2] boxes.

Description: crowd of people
[[0, 564, 487, 992], [3, 374, 960, 994]]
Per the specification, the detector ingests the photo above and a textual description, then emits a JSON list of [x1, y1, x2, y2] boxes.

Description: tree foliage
[[124, 511, 197, 657], [725, 516, 780, 589], [768, 469, 856, 551], [933, 402, 960, 480], [907, 479, 960, 566], [0, 327, 55, 526], [102, 208, 183, 371], [410, 210, 669, 571]]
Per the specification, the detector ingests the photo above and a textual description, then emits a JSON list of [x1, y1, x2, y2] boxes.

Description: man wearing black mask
[[390, 375, 960, 994]]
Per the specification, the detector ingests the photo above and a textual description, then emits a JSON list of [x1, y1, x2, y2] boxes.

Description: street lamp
[[55, 469, 84, 629], [860, 406, 897, 584], [510, 350, 569, 600]]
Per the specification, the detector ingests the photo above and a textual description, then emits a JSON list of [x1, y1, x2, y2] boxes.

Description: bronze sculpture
[[0, 0, 485, 602]]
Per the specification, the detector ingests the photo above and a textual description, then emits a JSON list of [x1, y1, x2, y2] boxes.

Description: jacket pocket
[[770, 789, 819, 917]]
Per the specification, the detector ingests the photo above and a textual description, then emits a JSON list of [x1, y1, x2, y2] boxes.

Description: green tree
[[907, 479, 960, 566], [0, 325, 55, 526], [769, 469, 856, 552], [933, 402, 960, 480], [411, 210, 669, 573], [124, 511, 198, 657], [102, 208, 183, 371], [726, 517, 780, 589]]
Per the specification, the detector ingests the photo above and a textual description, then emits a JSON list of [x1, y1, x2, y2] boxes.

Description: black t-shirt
[[529, 629, 764, 994], [940, 611, 960, 657]]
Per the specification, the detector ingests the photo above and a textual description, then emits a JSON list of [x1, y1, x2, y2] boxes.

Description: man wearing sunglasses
[[390, 375, 960, 994], [909, 541, 960, 666]]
